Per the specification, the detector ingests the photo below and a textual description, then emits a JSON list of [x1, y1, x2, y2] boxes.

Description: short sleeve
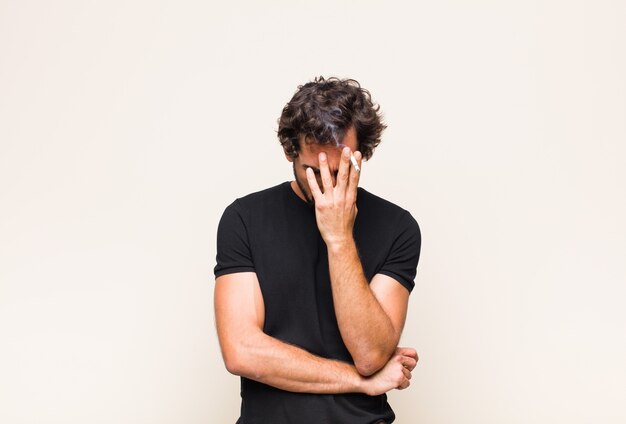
[[377, 211, 421, 293], [214, 200, 255, 278]]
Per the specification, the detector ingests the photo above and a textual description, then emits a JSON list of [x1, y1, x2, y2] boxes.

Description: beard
[[293, 163, 315, 206]]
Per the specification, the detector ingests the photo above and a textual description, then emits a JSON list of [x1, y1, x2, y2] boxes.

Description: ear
[[285, 151, 294, 162]]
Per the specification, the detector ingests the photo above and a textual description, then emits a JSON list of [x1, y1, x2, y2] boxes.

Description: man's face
[[287, 127, 359, 204]]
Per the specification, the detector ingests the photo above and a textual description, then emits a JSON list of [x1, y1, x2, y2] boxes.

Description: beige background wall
[[1, 0, 625, 423]]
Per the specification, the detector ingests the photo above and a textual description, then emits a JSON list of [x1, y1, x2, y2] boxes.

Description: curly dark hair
[[277, 77, 386, 160]]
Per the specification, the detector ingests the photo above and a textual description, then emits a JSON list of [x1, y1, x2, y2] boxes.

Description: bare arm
[[306, 148, 410, 375], [327, 243, 409, 376], [214, 272, 415, 395]]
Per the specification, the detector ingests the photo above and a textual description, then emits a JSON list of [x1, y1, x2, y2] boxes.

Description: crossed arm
[[214, 272, 416, 396], [214, 147, 417, 394], [306, 148, 410, 375]]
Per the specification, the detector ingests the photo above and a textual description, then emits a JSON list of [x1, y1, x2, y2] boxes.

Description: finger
[[398, 378, 410, 390], [401, 356, 417, 371], [346, 151, 362, 204], [396, 347, 418, 360], [305, 167, 323, 201], [318, 152, 334, 196], [336, 146, 351, 191], [402, 367, 412, 380]]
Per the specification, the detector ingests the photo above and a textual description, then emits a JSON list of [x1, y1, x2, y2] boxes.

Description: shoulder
[[357, 187, 419, 228], [215, 183, 288, 255], [354, 188, 421, 291], [356, 188, 421, 252], [357, 187, 403, 210], [239, 182, 287, 202], [222, 182, 289, 214]]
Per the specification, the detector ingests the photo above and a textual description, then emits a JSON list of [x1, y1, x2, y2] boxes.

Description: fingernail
[[319, 152, 326, 161], [343, 147, 350, 158]]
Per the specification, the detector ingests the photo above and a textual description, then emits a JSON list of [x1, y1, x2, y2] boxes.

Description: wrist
[[325, 236, 356, 255], [353, 371, 369, 395]]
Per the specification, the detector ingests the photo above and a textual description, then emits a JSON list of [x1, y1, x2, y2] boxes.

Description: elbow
[[355, 362, 377, 377], [219, 331, 265, 377], [224, 347, 266, 381], [223, 349, 246, 376], [223, 354, 241, 376], [354, 352, 388, 377]]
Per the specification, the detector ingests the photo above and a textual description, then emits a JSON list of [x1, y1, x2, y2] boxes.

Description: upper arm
[[214, 272, 265, 372], [369, 274, 410, 341], [370, 210, 421, 340], [214, 200, 264, 370]]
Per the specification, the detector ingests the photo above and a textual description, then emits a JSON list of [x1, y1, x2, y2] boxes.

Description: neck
[[290, 181, 307, 202]]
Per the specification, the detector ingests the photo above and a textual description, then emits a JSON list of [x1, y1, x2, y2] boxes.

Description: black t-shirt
[[214, 182, 421, 424]]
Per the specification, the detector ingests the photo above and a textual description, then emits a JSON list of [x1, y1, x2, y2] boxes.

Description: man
[[214, 77, 422, 423]]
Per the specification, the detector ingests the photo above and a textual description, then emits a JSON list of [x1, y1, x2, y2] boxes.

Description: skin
[[215, 126, 418, 395], [215, 272, 416, 395], [290, 127, 413, 375]]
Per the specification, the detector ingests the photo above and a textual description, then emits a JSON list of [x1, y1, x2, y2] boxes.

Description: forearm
[[224, 329, 364, 394], [327, 239, 398, 374]]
